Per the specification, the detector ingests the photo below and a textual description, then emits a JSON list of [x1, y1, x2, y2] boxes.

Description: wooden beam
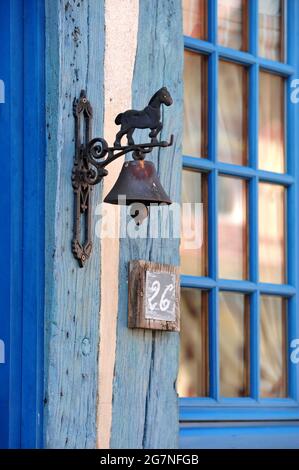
[[110, 0, 183, 449], [44, 0, 104, 448]]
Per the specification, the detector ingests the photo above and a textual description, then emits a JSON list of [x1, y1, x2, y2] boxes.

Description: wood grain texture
[[45, 0, 104, 448], [97, 0, 139, 449], [128, 260, 180, 331], [110, 0, 183, 449]]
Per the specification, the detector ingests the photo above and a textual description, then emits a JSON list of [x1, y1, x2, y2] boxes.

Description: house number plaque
[[128, 260, 180, 331]]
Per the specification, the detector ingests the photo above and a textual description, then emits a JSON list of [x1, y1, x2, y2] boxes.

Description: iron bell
[[103, 160, 172, 206]]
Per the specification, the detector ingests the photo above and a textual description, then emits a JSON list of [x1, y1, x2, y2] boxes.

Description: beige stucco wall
[[97, 0, 139, 449]]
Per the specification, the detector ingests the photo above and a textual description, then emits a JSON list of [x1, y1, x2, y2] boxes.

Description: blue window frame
[[0, 0, 45, 448], [180, 0, 299, 424]]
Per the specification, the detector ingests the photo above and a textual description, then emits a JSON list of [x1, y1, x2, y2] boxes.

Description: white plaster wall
[[97, 0, 139, 449]]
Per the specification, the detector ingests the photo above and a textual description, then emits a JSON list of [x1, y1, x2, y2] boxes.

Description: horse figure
[[114, 87, 173, 148]]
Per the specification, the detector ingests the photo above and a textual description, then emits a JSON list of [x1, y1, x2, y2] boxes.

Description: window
[[179, 0, 299, 425]]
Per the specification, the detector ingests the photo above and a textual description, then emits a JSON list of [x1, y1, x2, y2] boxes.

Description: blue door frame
[[180, 0, 299, 448], [0, 0, 45, 448]]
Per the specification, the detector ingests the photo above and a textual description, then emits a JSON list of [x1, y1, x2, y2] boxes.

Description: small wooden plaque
[[128, 260, 180, 331]]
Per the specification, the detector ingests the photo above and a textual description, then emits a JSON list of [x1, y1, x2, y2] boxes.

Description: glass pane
[[260, 296, 287, 397], [259, 183, 285, 284], [218, 176, 247, 280], [183, 51, 208, 158], [178, 288, 209, 397], [259, 0, 284, 62], [180, 170, 207, 276], [220, 292, 249, 397], [218, 0, 247, 50], [218, 61, 247, 165], [259, 71, 285, 173], [183, 0, 207, 39]]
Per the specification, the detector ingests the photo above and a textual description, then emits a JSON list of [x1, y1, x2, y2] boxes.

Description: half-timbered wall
[[45, 0, 183, 449]]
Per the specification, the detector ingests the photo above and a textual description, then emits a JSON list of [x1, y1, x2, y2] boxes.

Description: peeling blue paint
[[44, 0, 104, 449], [110, 0, 183, 450]]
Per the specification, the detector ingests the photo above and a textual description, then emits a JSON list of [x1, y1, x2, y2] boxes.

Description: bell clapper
[[130, 204, 149, 226]]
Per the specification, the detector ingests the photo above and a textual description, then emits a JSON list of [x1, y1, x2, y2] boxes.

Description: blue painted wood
[[208, 31, 218, 404], [183, 155, 294, 184], [110, 0, 183, 449], [257, 58, 294, 76], [183, 155, 214, 171], [249, 0, 258, 56], [180, 399, 299, 421], [0, 0, 13, 449], [248, 19, 259, 417], [181, 275, 216, 289], [209, 287, 219, 400], [185, 36, 256, 66], [208, 51, 218, 166], [184, 37, 215, 55], [258, 283, 296, 296], [286, 0, 299, 403], [21, 0, 45, 448], [181, 396, 299, 407], [250, 291, 260, 400], [209, 0, 217, 44], [207, 170, 218, 281], [44, 0, 104, 448], [293, 0, 299, 405], [8, 0, 24, 448], [217, 46, 256, 66], [218, 280, 256, 293], [184, 39, 294, 76], [0, 0, 45, 448], [180, 0, 299, 447], [180, 422, 299, 449], [181, 276, 295, 296], [257, 170, 294, 184]]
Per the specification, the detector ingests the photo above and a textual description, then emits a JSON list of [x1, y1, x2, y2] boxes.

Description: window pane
[[260, 296, 287, 397], [259, 183, 285, 284], [180, 170, 207, 277], [178, 288, 209, 397], [218, 61, 247, 165], [218, 0, 247, 50], [183, 0, 207, 39], [183, 51, 208, 158], [218, 176, 247, 280], [259, 0, 284, 62], [220, 292, 249, 397], [259, 71, 285, 173]]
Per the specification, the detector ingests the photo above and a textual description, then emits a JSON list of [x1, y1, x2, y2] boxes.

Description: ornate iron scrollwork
[[71, 89, 173, 267], [71, 91, 94, 267]]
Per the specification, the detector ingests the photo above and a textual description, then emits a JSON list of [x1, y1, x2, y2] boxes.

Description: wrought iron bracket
[[72, 90, 173, 267]]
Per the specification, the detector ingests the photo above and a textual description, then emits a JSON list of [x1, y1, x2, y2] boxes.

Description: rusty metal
[[104, 160, 172, 205], [71, 90, 94, 267], [71, 89, 173, 267], [114, 86, 173, 147]]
